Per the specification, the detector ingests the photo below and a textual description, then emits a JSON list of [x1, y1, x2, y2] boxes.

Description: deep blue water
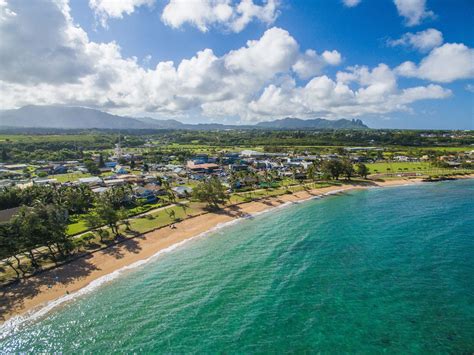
[[1, 180, 473, 353]]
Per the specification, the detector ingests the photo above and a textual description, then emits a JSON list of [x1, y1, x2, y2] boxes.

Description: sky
[[0, 0, 473, 129]]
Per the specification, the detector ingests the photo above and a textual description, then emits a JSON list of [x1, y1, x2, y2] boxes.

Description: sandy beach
[[0, 176, 469, 324]]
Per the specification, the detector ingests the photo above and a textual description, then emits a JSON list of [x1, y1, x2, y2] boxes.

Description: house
[[394, 155, 410, 162], [119, 174, 143, 184], [240, 150, 264, 158], [104, 178, 126, 187], [134, 186, 158, 203], [64, 160, 80, 166], [186, 161, 219, 173], [92, 187, 109, 194], [114, 165, 128, 174], [99, 167, 113, 173], [320, 154, 339, 161], [254, 160, 272, 170], [33, 178, 58, 185], [79, 176, 103, 187], [51, 165, 68, 174], [4, 164, 28, 171], [230, 164, 249, 172], [105, 161, 118, 168], [143, 175, 157, 183], [172, 186, 193, 197], [76, 167, 89, 173], [143, 183, 167, 196], [191, 154, 209, 164]]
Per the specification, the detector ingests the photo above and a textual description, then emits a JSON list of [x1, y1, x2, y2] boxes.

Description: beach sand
[[0, 176, 467, 323]]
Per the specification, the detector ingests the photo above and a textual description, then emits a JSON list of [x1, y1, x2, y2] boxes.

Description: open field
[[48, 172, 91, 183], [366, 162, 432, 173], [159, 143, 474, 155], [0, 134, 102, 143]]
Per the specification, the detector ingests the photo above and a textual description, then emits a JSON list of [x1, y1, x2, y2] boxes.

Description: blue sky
[[1, 0, 473, 129]]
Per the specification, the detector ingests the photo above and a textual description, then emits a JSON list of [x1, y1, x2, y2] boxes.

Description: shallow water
[[1, 180, 473, 353]]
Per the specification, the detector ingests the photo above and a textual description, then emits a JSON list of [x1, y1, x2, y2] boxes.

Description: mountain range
[[0, 105, 368, 130]]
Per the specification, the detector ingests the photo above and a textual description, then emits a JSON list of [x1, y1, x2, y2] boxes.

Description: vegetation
[[0, 128, 472, 284], [0, 203, 71, 276], [192, 177, 228, 209], [1, 129, 473, 164]]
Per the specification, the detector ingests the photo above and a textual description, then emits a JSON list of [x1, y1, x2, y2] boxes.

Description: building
[[172, 186, 193, 197], [114, 165, 129, 174], [104, 178, 126, 187], [240, 150, 265, 158], [33, 178, 58, 186], [4, 164, 28, 170], [78, 176, 103, 187], [186, 161, 219, 173]]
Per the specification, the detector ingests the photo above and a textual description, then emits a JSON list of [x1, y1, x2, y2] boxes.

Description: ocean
[[1, 179, 473, 353]]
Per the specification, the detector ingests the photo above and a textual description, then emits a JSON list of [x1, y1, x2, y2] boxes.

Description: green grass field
[[366, 162, 432, 173], [0, 134, 101, 143], [48, 171, 116, 183], [366, 161, 473, 176], [48, 172, 91, 183], [128, 203, 201, 233]]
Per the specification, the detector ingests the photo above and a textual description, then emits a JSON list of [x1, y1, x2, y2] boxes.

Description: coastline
[[1, 176, 471, 327]]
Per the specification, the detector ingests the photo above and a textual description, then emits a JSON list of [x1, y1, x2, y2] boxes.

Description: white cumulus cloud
[[396, 43, 474, 83], [388, 28, 443, 52], [344, 0, 435, 27], [89, 0, 154, 27], [161, 0, 279, 33], [249, 64, 451, 120], [0, 0, 455, 123], [292, 49, 342, 80], [393, 0, 434, 26]]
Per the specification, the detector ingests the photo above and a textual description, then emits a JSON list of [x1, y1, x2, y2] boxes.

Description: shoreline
[[1, 176, 472, 328]]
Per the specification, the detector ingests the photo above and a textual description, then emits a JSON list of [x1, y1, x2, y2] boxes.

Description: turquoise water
[[1, 180, 473, 353]]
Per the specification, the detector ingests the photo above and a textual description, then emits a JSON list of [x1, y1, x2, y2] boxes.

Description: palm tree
[[0, 223, 24, 278], [228, 171, 238, 190], [162, 180, 176, 204], [179, 202, 189, 216], [166, 209, 176, 221], [119, 208, 132, 232], [307, 163, 317, 181]]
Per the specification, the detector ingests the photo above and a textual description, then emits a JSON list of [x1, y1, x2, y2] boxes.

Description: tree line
[[0, 184, 156, 279]]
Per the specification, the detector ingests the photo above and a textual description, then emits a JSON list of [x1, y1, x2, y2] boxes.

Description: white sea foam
[[0, 186, 353, 338]]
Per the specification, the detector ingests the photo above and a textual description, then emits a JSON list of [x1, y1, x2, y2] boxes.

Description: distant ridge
[[0, 105, 183, 130], [256, 117, 368, 129], [0, 105, 369, 130]]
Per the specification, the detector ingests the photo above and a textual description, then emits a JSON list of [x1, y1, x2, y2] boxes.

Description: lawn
[[366, 161, 474, 176], [67, 218, 88, 235], [48, 171, 116, 183], [0, 134, 100, 143], [366, 162, 432, 173], [66, 200, 169, 236], [48, 172, 92, 183], [128, 203, 203, 233]]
